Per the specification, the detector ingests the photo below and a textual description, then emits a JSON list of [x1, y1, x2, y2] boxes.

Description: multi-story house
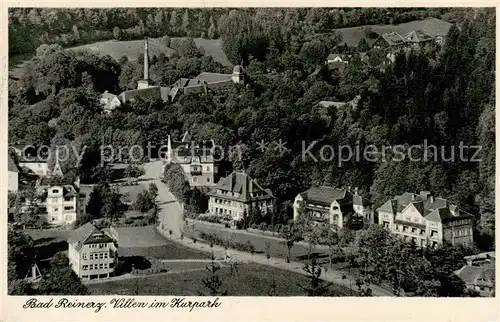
[[454, 252, 495, 297], [36, 176, 86, 225], [293, 186, 373, 229], [207, 171, 274, 222], [68, 222, 118, 280], [165, 134, 217, 187], [377, 191, 474, 248], [8, 155, 19, 192]]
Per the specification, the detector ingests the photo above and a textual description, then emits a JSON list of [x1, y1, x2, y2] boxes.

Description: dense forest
[[8, 8, 495, 250], [9, 7, 457, 56]]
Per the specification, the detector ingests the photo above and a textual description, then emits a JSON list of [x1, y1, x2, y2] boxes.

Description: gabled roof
[[208, 171, 273, 203], [454, 265, 495, 287], [382, 32, 405, 46], [402, 30, 434, 43], [68, 222, 114, 251], [118, 86, 162, 103], [327, 53, 347, 61], [353, 194, 371, 206], [300, 186, 352, 206], [196, 72, 232, 83], [377, 191, 473, 223]]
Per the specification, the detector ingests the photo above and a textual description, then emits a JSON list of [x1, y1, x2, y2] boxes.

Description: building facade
[[377, 191, 474, 247], [165, 134, 217, 187], [68, 222, 118, 280], [207, 171, 274, 222], [293, 186, 373, 229]]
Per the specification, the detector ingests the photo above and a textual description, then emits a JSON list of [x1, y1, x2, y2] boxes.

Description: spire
[[143, 37, 149, 81], [52, 157, 64, 177]]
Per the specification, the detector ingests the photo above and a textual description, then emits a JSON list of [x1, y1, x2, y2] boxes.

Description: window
[[90, 254, 94, 260], [104, 263, 108, 269], [207, 177, 210, 182], [99, 263, 104, 269], [82, 254, 87, 260], [53, 207, 59, 212], [99, 244, 105, 249], [89, 264, 93, 270], [99, 253, 104, 259], [83, 265, 88, 271], [104, 253, 108, 259], [412, 228, 416, 233]]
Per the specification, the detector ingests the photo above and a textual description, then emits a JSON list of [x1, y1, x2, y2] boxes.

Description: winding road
[[139, 161, 393, 296]]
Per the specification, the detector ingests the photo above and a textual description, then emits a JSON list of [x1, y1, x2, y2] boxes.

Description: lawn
[[185, 223, 333, 265], [88, 262, 354, 296]]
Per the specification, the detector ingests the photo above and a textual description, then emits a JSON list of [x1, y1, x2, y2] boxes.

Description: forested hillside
[[9, 8, 453, 56]]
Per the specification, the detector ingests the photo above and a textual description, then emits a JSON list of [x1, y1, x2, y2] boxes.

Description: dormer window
[[52, 189, 59, 194]]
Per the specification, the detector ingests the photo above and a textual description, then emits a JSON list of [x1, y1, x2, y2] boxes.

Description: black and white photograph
[[6, 7, 495, 300]]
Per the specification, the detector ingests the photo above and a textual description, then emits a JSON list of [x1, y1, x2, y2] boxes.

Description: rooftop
[[208, 171, 273, 203], [68, 222, 114, 251], [377, 191, 473, 223]]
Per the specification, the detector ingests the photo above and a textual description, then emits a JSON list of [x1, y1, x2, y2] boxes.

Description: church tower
[[137, 38, 150, 90]]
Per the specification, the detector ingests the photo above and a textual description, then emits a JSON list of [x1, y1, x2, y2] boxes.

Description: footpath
[[156, 225, 393, 296]]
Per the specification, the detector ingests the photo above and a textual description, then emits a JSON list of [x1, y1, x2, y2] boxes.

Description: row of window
[[82, 263, 113, 271], [87, 243, 107, 249], [452, 219, 472, 226], [82, 252, 109, 260], [453, 228, 473, 237], [212, 208, 240, 217]]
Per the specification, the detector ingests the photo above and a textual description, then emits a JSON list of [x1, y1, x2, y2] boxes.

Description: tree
[[297, 258, 332, 296], [280, 224, 297, 264], [163, 164, 190, 203], [199, 251, 228, 296], [8, 229, 34, 282], [357, 38, 370, 52], [124, 164, 145, 183], [38, 253, 89, 295], [86, 187, 104, 218]]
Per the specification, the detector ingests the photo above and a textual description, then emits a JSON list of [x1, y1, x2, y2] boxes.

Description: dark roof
[[8, 155, 18, 173], [353, 194, 371, 206], [377, 192, 473, 223], [336, 18, 451, 47], [196, 72, 232, 83], [300, 186, 352, 206], [454, 265, 495, 287], [327, 53, 348, 61], [382, 32, 405, 46], [402, 30, 434, 43], [39, 176, 74, 187], [208, 171, 273, 203], [68, 222, 114, 251], [118, 86, 162, 103]]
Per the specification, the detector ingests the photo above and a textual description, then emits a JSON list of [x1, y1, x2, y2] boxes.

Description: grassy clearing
[[118, 243, 209, 260], [88, 262, 354, 296]]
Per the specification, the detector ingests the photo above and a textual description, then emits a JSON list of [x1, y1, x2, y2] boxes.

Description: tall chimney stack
[[144, 37, 149, 81]]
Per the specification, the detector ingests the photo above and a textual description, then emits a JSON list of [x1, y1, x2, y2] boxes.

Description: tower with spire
[[137, 37, 150, 90]]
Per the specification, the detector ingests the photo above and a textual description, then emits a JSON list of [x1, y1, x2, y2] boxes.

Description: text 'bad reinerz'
[[22, 297, 222, 313]]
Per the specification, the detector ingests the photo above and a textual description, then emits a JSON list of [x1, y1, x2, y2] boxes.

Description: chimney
[[143, 38, 149, 81]]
